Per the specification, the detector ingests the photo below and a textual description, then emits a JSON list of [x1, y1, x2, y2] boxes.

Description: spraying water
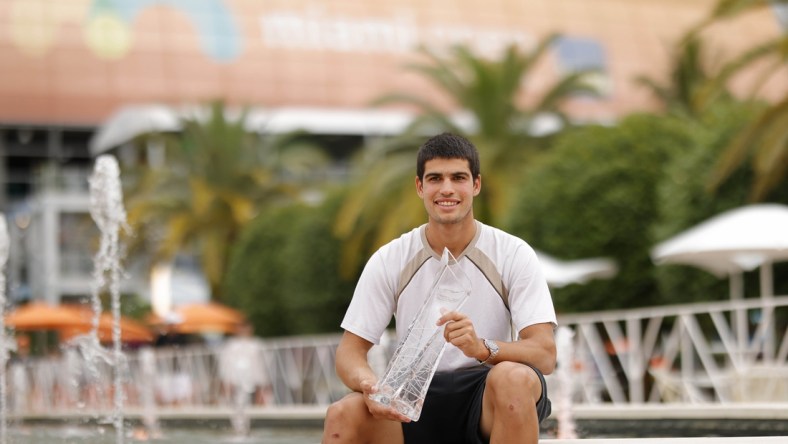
[[67, 155, 130, 444], [0, 215, 11, 444], [138, 347, 162, 438], [554, 326, 578, 439], [218, 323, 268, 437], [91, 154, 129, 444]]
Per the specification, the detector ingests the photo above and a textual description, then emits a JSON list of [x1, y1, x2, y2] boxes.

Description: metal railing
[[555, 295, 788, 404], [7, 296, 787, 416]]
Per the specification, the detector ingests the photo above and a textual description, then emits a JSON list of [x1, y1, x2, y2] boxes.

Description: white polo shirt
[[341, 220, 557, 372]]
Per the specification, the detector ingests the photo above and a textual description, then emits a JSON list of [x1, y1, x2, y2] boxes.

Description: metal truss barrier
[[7, 296, 787, 415], [555, 295, 788, 404]]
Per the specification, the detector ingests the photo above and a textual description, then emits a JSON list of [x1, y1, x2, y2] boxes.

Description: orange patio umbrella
[[150, 302, 247, 334], [59, 311, 154, 344], [5, 301, 88, 331], [5, 302, 153, 344]]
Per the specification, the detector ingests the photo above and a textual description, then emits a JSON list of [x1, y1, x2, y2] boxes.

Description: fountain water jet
[[67, 155, 131, 444], [218, 323, 268, 437], [0, 215, 11, 444], [138, 347, 161, 438], [554, 326, 578, 439]]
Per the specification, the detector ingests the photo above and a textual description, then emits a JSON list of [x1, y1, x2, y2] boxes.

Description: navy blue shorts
[[401, 365, 551, 444]]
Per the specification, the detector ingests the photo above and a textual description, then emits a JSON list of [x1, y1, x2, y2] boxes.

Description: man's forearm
[[495, 338, 556, 375], [509, 323, 557, 374], [337, 357, 376, 392], [335, 337, 378, 392]]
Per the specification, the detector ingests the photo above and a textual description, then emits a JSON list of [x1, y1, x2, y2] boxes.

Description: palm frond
[[709, 97, 788, 199], [122, 101, 332, 299], [335, 34, 591, 274]]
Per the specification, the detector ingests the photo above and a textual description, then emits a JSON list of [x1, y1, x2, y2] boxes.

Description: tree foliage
[[635, 34, 736, 118], [223, 189, 355, 337], [653, 101, 788, 301], [509, 100, 788, 313], [693, 0, 788, 199], [123, 101, 330, 301], [335, 37, 599, 277], [507, 114, 690, 312], [636, 0, 788, 200]]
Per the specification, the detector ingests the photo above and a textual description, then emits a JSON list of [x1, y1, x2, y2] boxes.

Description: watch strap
[[477, 338, 498, 365]]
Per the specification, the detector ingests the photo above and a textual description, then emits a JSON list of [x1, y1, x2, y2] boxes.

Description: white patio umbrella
[[89, 105, 181, 156], [651, 203, 788, 361], [535, 250, 618, 288], [651, 203, 788, 300], [90, 104, 417, 155]]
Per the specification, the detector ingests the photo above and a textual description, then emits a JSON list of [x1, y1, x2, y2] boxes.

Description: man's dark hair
[[416, 132, 481, 180]]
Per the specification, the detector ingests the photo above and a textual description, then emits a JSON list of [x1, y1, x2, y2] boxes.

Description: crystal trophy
[[369, 248, 471, 421]]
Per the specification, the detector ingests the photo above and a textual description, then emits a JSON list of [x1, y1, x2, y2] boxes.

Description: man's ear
[[416, 176, 424, 197], [473, 175, 481, 196]]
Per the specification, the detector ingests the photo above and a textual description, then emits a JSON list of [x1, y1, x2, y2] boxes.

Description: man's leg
[[322, 392, 404, 444], [479, 362, 546, 444]]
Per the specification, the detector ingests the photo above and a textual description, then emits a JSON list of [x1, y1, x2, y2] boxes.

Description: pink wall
[[0, 0, 783, 125]]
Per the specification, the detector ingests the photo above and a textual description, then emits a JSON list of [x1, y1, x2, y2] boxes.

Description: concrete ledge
[[14, 405, 329, 429], [14, 404, 788, 439], [542, 403, 788, 438], [570, 404, 788, 420], [544, 438, 787, 443], [18, 403, 787, 422]]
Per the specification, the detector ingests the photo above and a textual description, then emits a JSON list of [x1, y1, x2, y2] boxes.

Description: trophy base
[[369, 392, 424, 421]]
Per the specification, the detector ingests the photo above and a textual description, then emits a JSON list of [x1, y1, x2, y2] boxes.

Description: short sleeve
[[340, 252, 397, 345], [506, 244, 557, 333]]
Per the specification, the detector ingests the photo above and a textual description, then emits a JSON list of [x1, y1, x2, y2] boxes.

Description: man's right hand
[[362, 379, 412, 423]]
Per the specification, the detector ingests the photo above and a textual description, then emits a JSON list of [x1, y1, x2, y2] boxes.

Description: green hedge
[[508, 104, 788, 313], [506, 113, 692, 312], [223, 188, 355, 337], [223, 103, 788, 328], [653, 102, 788, 304]]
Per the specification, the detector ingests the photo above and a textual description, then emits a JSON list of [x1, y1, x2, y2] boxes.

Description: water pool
[[6, 426, 324, 444]]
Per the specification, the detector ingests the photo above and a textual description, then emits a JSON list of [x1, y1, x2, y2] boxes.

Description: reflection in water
[[8, 426, 324, 444]]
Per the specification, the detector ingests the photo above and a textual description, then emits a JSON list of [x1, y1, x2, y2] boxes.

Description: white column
[[40, 194, 59, 304]]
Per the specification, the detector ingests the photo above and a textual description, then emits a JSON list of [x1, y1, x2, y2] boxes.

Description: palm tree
[[635, 34, 737, 118], [334, 36, 599, 276], [124, 101, 330, 301], [701, 0, 788, 200]]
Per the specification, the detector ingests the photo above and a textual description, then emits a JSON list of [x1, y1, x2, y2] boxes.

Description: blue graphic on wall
[[555, 36, 607, 72], [554, 36, 611, 97], [88, 0, 242, 61]]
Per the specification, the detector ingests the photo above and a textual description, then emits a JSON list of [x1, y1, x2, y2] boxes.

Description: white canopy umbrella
[[651, 203, 788, 299], [89, 104, 417, 156], [89, 104, 561, 156], [651, 203, 788, 361], [89, 105, 181, 156], [535, 250, 618, 288]]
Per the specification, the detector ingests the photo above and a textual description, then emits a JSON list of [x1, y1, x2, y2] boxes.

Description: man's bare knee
[[487, 362, 541, 405], [325, 400, 347, 426], [323, 394, 404, 444], [323, 395, 368, 442]]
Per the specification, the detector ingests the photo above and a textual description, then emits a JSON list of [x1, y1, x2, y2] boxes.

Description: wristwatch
[[477, 338, 499, 365]]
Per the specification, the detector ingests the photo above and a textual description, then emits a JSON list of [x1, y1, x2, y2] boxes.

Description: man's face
[[416, 157, 481, 225]]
